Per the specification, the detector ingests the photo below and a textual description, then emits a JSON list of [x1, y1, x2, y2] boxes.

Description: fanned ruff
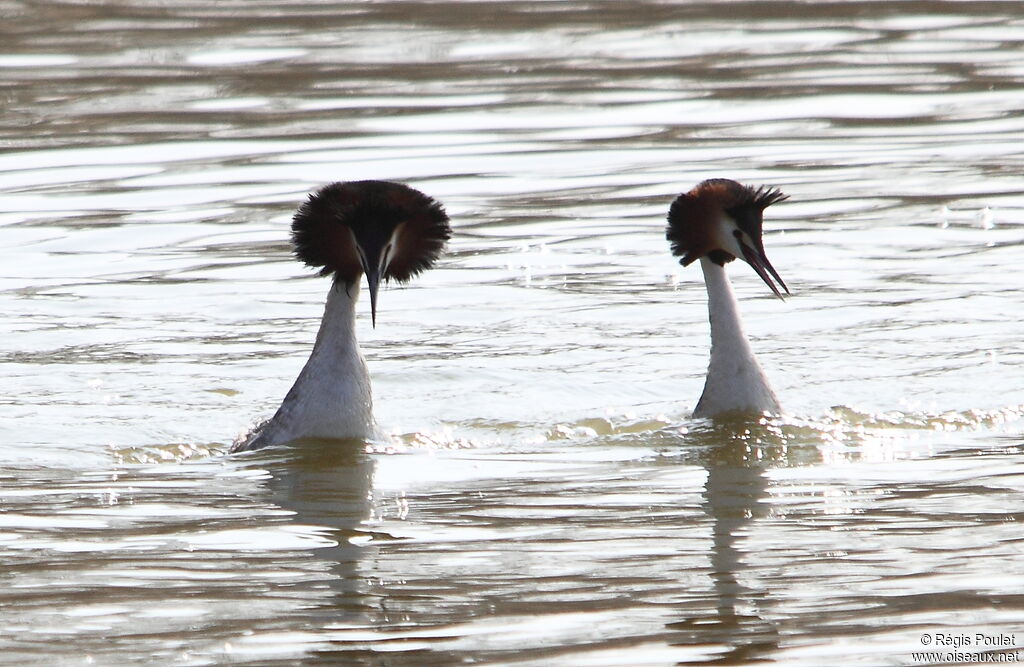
[[291, 180, 450, 285]]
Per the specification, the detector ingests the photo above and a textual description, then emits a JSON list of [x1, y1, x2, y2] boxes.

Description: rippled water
[[3, 1, 1024, 664]]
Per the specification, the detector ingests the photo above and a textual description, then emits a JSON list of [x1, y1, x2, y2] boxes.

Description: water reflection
[[661, 423, 780, 663], [247, 440, 378, 623], [5, 0, 1024, 663]]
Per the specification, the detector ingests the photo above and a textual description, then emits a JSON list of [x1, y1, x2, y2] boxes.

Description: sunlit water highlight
[[2, 1, 1024, 664]]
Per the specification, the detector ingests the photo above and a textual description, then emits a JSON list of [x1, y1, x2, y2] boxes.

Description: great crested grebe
[[666, 178, 789, 418], [232, 180, 450, 452]]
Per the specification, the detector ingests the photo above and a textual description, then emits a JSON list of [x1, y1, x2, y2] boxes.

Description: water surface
[[2, 1, 1024, 664]]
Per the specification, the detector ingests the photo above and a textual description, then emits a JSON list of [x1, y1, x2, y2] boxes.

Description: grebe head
[[291, 180, 451, 325], [666, 178, 789, 298]]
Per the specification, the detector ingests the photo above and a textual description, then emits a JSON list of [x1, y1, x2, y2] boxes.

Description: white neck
[[692, 257, 780, 418], [236, 281, 375, 450]]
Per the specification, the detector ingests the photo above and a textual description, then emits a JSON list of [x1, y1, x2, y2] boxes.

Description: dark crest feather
[[750, 184, 789, 210]]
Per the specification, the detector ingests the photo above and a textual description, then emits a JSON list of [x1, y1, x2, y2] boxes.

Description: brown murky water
[[3, 1, 1024, 664]]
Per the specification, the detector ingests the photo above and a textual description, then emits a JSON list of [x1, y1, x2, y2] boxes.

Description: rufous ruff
[[666, 178, 789, 418], [232, 180, 450, 452]]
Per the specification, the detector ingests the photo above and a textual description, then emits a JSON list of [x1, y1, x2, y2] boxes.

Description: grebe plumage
[[232, 180, 450, 452], [666, 178, 789, 418]]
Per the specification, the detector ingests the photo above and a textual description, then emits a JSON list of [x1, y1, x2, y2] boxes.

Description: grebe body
[[665, 178, 788, 418], [233, 180, 450, 452]]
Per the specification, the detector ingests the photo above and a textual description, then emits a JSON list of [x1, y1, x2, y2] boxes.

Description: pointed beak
[[740, 242, 789, 300], [358, 233, 396, 328], [364, 265, 381, 328]]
